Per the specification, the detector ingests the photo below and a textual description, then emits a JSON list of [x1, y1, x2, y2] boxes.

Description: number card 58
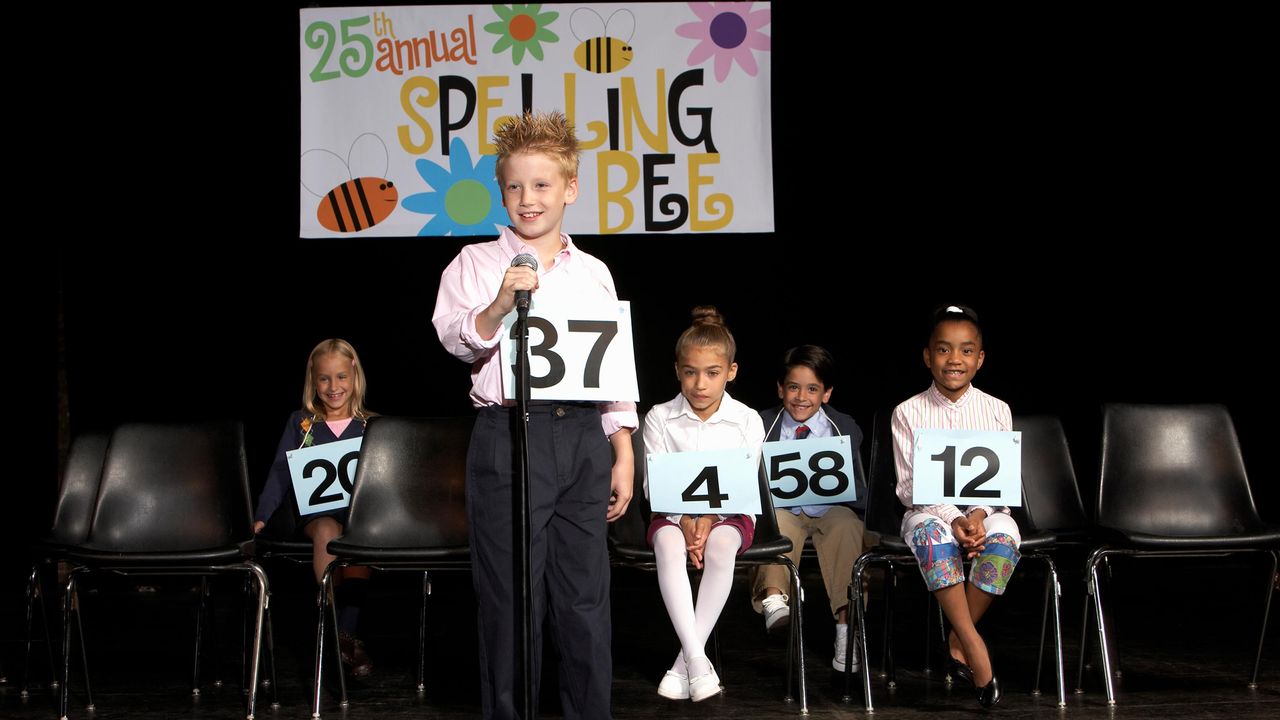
[[288, 437, 363, 516], [911, 430, 1021, 506]]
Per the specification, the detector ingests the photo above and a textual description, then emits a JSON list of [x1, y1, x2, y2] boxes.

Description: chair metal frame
[[1076, 404, 1279, 706]]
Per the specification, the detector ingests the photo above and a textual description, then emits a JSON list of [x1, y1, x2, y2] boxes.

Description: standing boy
[[432, 112, 636, 719]]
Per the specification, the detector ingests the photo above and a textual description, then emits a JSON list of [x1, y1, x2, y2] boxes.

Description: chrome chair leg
[[1250, 550, 1278, 688]]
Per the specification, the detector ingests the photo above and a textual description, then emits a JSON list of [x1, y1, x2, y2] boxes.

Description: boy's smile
[[778, 365, 832, 423]]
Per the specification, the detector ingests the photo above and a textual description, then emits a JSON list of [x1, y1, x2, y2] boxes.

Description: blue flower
[[401, 137, 508, 236]]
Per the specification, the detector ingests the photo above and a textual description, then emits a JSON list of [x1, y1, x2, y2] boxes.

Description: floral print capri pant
[[901, 511, 1021, 595]]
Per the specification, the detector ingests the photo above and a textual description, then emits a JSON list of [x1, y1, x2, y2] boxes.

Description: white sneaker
[[761, 593, 790, 633], [657, 669, 689, 700], [688, 662, 722, 702], [832, 624, 860, 673]]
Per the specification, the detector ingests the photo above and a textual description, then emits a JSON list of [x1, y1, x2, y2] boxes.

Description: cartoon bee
[[570, 8, 635, 74], [300, 133, 397, 233]]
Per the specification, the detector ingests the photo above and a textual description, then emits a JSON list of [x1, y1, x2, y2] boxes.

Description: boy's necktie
[[795, 425, 811, 440]]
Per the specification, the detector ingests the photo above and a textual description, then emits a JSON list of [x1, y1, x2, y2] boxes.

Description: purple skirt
[[646, 514, 755, 555]]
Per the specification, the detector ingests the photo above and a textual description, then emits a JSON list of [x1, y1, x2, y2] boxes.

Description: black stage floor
[[2, 551, 1277, 719]]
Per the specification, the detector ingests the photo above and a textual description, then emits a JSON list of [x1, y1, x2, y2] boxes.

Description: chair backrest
[[1098, 404, 1262, 536], [864, 410, 906, 537], [341, 416, 472, 548], [49, 433, 109, 546], [1013, 415, 1088, 534], [87, 422, 252, 552]]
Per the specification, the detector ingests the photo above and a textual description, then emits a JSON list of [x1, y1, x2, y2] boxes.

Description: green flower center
[[445, 179, 492, 226]]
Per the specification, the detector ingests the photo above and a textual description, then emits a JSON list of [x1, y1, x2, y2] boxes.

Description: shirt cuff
[[459, 305, 504, 352], [600, 406, 639, 438]]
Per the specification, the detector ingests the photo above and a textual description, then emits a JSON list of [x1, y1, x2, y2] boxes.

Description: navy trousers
[[467, 403, 614, 720]]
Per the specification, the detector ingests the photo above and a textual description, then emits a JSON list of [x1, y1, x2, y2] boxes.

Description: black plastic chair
[[844, 412, 1069, 709], [1009, 414, 1081, 706], [311, 416, 472, 717], [610, 427, 809, 713], [59, 421, 269, 720], [1078, 404, 1280, 705], [842, 410, 941, 709], [22, 433, 106, 699]]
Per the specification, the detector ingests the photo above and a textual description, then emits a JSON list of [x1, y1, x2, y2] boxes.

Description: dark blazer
[[759, 404, 867, 513]]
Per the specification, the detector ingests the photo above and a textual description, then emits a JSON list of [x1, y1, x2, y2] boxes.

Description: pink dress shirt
[[432, 226, 637, 437]]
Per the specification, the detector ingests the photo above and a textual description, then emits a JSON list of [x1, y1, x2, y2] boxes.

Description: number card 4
[[647, 448, 762, 516], [764, 435, 857, 508], [911, 429, 1021, 506], [288, 437, 363, 516], [500, 299, 639, 402]]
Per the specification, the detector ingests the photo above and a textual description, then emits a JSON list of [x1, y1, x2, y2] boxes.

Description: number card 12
[[288, 437, 363, 516], [911, 430, 1021, 506], [763, 435, 857, 508], [647, 447, 762, 516]]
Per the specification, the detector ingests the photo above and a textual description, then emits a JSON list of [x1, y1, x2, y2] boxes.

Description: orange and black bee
[[570, 8, 636, 74], [301, 133, 398, 233]]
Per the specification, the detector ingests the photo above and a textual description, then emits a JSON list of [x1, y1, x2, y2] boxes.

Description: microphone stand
[[513, 299, 535, 719]]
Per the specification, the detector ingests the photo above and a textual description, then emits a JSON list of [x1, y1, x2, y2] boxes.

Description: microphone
[[510, 253, 538, 310]]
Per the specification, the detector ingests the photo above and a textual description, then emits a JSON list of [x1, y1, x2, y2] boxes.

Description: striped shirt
[[892, 384, 1012, 526]]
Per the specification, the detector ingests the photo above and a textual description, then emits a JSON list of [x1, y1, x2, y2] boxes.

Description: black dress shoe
[[338, 632, 373, 677], [976, 675, 1002, 708], [947, 656, 974, 685]]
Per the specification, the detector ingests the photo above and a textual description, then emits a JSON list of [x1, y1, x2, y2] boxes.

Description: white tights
[[653, 524, 742, 677]]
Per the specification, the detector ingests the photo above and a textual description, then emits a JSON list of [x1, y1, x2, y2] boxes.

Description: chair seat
[[325, 540, 469, 562], [253, 538, 314, 559], [66, 545, 250, 566], [738, 537, 793, 561], [1101, 526, 1280, 550], [1019, 531, 1058, 552]]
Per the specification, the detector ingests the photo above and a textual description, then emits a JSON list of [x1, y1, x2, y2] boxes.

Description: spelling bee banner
[[300, 3, 773, 237]]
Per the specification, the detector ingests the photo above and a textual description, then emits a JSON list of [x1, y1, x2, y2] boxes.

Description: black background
[[29, 3, 1271, 573]]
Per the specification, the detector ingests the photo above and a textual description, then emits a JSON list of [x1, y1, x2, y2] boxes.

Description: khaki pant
[[750, 506, 866, 619]]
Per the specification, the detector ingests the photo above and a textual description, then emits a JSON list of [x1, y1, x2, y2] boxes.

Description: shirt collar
[[500, 226, 574, 268], [928, 383, 976, 409], [669, 391, 740, 424], [780, 408, 831, 436]]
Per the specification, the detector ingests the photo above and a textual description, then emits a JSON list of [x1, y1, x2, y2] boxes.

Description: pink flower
[[675, 2, 771, 82]]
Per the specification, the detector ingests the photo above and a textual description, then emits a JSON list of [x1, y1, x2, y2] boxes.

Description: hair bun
[[690, 305, 725, 326]]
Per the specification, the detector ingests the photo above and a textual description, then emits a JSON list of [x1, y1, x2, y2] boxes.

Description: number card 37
[[288, 437, 363, 515], [911, 430, 1021, 506], [500, 299, 639, 402]]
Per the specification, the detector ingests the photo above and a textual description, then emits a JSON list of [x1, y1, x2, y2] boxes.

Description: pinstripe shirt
[[891, 384, 1012, 526]]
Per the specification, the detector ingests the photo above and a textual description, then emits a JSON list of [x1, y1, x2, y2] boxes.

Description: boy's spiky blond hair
[[493, 111, 580, 182]]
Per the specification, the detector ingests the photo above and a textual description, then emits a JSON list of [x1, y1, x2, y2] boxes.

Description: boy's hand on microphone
[[477, 265, 539, 338], [497, 265, 538, 313]]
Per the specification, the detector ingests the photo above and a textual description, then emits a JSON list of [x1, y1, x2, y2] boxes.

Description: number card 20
[[288, 437, 363, 515], [911, 429, 1021, 506]]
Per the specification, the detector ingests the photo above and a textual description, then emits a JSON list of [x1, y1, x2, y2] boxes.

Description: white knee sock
[[692, 526, 741, 657], [654, 526, 702, 670]]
